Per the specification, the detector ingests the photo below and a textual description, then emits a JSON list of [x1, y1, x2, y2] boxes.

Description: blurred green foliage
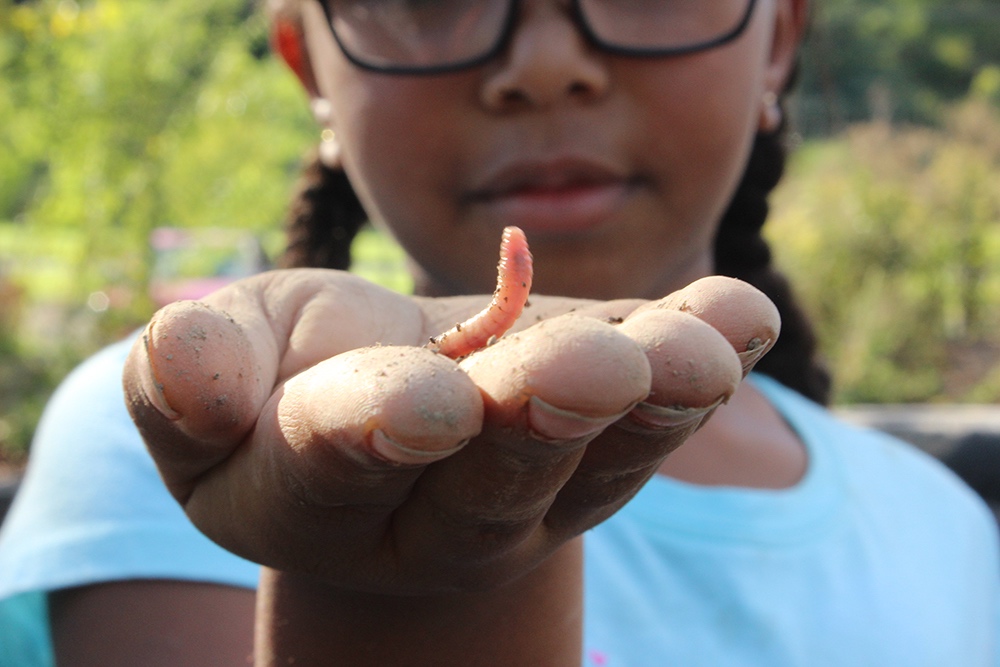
[[796, 0, 1000, 133], [769, 99, 1000, 404], [1, 0, 314, 264], [0, 0, 316, 463], [0, 0, 999, 464]]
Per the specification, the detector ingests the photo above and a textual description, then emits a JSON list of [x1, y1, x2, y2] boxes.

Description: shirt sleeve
[[0, 335, 260, 601]]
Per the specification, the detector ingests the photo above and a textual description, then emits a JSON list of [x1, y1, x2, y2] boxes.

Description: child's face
[[297, 0, 804, 299]]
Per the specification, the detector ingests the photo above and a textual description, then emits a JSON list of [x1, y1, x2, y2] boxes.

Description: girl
[[1, 0, 997, 664]]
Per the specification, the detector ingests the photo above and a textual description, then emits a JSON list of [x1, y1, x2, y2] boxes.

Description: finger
[[275, 345, 483, 476], [620, 308, 743, 425], [630, 275, 781, 376], [558, 298, 648, 325], [179, 345, 485, 572], [545, 308, 743, 534], [390, 314, 653, 584], [123, 299, 275, 500], [123, 271, 425, 497], [461, 314, 653, 440], [217, 270, 425, 381]]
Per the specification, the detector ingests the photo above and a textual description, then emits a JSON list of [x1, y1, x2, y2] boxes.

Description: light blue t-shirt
[[583, 374, 1000, 666], [1, 339, 998, 666], [0, 338, 260, 666]]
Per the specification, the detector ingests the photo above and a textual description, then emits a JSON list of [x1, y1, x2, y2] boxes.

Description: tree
[[796, 0, 1000, 134], [1, 0, 314, 324]]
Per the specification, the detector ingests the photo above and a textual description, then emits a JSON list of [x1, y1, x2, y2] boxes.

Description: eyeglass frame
[[315, 0, 760, 76]]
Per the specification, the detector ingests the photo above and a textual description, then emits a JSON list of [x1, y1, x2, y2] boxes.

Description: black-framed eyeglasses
[[316, 0, 758, 76]]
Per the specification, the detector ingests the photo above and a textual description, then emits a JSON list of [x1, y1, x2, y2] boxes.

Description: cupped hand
[[123, 264, 777, 596]]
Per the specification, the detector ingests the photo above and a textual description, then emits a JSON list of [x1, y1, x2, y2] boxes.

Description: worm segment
[[426, 226, 533, 360]]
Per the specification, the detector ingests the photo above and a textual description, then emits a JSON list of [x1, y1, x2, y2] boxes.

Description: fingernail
[[369, 429, 468, 465], [140, 325, 180, 421], [626, 395, 725, 430], [528, 396, 627, 442], [737, 337, 771, 374]]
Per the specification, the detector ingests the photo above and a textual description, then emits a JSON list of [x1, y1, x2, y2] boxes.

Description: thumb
[[123, 299, 273, 500]]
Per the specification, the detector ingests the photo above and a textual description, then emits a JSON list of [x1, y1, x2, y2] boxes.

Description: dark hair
[[278, 149, 367, 272], [713, 128, 831, 405], [278, 131, 832, 405]]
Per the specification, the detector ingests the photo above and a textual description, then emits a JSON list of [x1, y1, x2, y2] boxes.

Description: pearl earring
[[311, 99, 332, 125], [759, 91, 783, 134], [319, 127, 341, 168]]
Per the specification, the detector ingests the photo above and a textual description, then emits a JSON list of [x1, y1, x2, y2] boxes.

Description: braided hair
[[278, 150, 367, 271], [714, 126, 832, 405]]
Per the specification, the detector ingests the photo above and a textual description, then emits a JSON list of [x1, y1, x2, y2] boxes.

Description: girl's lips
[[475, 182, 632, 236], [467, 159, 636, 236]]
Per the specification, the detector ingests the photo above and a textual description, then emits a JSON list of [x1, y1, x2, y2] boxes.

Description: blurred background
[[1, 0, 999, 472]]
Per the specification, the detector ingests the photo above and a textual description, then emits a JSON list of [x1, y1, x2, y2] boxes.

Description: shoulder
[[12, 335, 142, 488], [755, 373, 999, 545], [43, 334, 136, 420], [13, 334, 150, 501], [582, 377, 1000, 664], [21, 335, 140, 461], [0, 334, 259, 600]]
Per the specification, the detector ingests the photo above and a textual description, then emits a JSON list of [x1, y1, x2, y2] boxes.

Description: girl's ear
[[763, 0, 808, 95], [272, 17, 321, 98]]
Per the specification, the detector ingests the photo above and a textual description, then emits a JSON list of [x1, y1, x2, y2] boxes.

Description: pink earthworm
[[426, 226, 533, 360]]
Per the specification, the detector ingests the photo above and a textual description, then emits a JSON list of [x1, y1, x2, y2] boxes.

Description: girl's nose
[[479, 0, 610, 111]]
